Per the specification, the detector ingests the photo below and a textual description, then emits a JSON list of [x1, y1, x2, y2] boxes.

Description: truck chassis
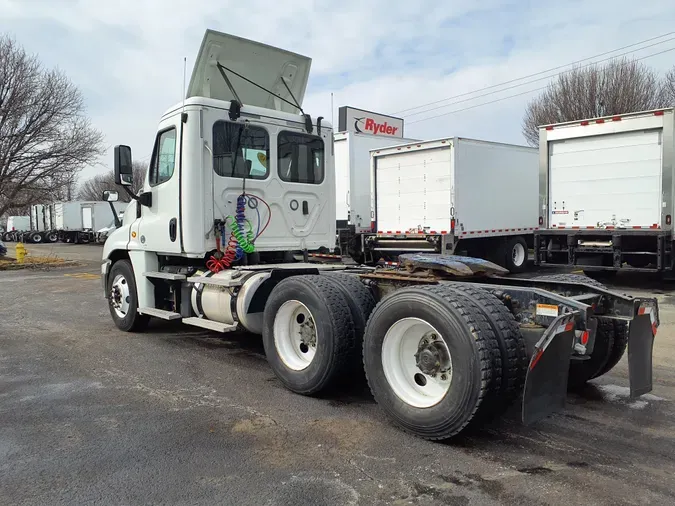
[[535, 228, 673, 273], [102, 253, 658, 441]]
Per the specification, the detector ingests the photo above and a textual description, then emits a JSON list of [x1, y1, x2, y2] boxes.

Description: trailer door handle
[[169, 218, 177, 242], [302, 201, 309, 215]]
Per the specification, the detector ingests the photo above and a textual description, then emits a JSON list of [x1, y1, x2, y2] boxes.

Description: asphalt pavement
[[1, 254, 675, 505]]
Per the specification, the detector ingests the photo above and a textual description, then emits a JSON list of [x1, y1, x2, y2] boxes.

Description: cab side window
[[149, 128, 177, 186]]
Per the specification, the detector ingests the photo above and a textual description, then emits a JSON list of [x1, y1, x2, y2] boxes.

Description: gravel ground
[[1, 257, 675, 505]]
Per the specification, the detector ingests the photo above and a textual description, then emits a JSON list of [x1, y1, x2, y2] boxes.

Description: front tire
[[363, 285, 496, 440], [30, 232, 43, 243], [107, 260, 149, 332], [262, 275, 357, 395]]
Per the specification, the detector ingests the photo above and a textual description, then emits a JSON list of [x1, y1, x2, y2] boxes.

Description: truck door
[[275, 129, 334, 244], [137, 115, 182, 254]]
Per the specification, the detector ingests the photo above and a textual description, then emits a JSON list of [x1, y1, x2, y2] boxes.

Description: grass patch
[[0, 253, 78, 271]]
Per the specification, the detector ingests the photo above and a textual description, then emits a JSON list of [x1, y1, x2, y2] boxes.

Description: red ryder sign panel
[[338, 106, 404, 138]]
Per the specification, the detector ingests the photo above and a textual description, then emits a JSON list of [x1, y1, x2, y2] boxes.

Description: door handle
[[302, 201, 309, 215], [169, 218, 177, 242]]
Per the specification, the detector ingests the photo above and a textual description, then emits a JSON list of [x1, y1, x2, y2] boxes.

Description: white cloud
[[1, 0, 674, 182]]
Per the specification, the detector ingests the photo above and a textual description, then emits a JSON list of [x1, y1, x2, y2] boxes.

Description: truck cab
[[102, 30, 335, 322]]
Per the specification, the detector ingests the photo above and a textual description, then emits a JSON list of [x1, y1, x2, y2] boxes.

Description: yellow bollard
[[16, 242, 27, 263]]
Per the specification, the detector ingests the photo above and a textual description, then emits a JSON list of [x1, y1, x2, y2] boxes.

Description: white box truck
[[54, 201, 126, 243], [334, 131, 420, 231], [24, 204, 59, 243], [2, 216, 30, 241], [333, 131, 419, 258], [99, 29, 660, 442], [534, 108, 674, 276], [353, 137, 539, 272]]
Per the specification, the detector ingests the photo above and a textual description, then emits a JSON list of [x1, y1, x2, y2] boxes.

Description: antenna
[[181, 57, 187, 111], [331, 92, 334, 127]]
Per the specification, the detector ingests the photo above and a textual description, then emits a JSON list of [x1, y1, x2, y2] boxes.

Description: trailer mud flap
[[628, 301, 658, 398], [522, 312, 578, 425]]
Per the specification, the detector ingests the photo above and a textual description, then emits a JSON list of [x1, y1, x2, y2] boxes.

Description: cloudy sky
[[1, 0, 674, 182]]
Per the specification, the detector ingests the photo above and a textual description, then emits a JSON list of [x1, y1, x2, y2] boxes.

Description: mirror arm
[[119, 186, 151, 207], [121, 185, 139, 202], [108, 202, 122, 228]]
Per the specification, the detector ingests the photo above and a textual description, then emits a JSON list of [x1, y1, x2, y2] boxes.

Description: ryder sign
[[338, 106, 404, 138]]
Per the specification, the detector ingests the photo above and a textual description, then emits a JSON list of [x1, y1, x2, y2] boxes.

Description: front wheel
[[30, 232, 43, 244], [107, 260, 149, 332]]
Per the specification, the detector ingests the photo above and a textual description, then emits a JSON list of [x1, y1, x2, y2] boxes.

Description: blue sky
[[1, 0, 674, 182]]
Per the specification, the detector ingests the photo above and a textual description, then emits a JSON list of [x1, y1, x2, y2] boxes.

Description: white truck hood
[[187, 29, 311, 114]]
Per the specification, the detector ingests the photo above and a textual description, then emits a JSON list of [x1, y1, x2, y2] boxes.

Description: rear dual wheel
[[262, 275, 371, 395], [263, 277, 528, 440], [363, 285, 525, 440]]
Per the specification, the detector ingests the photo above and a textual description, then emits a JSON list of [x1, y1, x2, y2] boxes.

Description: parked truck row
[[2, 201, 125, 244], [332, 106, 675, 277], [98, 29, 661, 443]]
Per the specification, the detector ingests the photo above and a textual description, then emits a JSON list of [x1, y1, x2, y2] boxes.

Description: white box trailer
[[359, 137, 539, 272], [535, 108, 675, 274], [334, 131, 420, 232]]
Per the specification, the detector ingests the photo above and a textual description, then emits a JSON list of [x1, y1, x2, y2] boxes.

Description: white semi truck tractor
[[101, 29, 661, 441]]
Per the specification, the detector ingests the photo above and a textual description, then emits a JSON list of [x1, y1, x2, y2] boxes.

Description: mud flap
[[522, 312, 579, 425], [628, 301, 658, 398]]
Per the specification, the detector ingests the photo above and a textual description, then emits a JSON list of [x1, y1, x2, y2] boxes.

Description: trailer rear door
[[548, 129, 662, 228], [82, 206, 93, 230], [375, 143, 453, 233]]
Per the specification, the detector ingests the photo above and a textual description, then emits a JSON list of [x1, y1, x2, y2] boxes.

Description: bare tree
[[78, 162, 147, 202], [664, 66, 675, 106], [0, 34, 104, 216], [522, 58, 671, 146]]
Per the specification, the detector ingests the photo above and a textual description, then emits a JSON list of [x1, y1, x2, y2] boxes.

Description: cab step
[[187, 276, 243, 287], [137, 307, 182, 320], [143, 271, 187, 281], [182, 317, 238, 333]]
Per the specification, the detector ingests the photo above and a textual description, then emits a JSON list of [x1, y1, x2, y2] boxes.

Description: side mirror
[[103, 190, 119, 202], [114, 145, 133, 186]]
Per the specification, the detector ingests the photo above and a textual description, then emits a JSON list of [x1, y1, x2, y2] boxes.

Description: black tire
[[321, 273, 377, 380], [322, 273, 376, 343], [107, 260, 149, 332], [503, 236, 528, 273], [442, 283, 528, 416], [46, 232, 58, 243], [533, 274, 627, 386], [262, 275, 357, 395], [30, 232, 43, 244], [363, 285, 497, 440]]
